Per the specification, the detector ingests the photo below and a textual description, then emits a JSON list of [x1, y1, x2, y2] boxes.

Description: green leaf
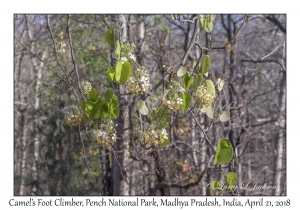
[[99, 103, 108, 119], [205, 18, 213, 32], [200, 55, 211, 77], [216, 78, 225, 91], [177, 66, 187, 77], [137, 100, 149, 115], [160, 134, 170, 147], [120, 61, 132, 84], [77, 100, 85, 110], [85, 98, 101, 120], [199, 17, 206, 32], [214, 138, 234, 165], [220, 111, 230, 122], [108, 96, 119, 120], [204, 79, 215, 95], [115, 61, 122, 82], [200, 104, 207, 113], [180, 93, 191, 113], [154, 108, 170, 128], [190, 74, 203, 93], [115, 40, 121, 60], [191, 60, 197, 70], [210, 14, 216, 21], [206, 106, 214, 119], [107, 67, 115, 82], [105, 88, 114, 103], [94, 98, 105, 119], [183, 72, 192, 91], [211, 178, 217, 190], [88, 88, 98, 101], [211, 178, 222, 190], [226, 172, 238, 192], [150, 108, 157, 120], [105, 29, 115, 45]]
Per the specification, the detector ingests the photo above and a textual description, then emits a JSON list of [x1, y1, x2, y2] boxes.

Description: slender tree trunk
[[110, 14, 130, 195], [274, 72, 285, 195], [19, 113, 28, 196], [100, 148, 111, 195], [25, 15, 45, 195]]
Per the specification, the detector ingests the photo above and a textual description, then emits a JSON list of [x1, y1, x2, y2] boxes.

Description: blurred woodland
[[14, 14, 286, 196]]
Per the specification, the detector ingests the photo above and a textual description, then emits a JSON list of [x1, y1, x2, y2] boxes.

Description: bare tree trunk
[[19, 113, 28, 196], [100, 148, 111, 195], [25, 15, 45, 195], [110, 14, 130, 196], [274, 72, 285, 195]]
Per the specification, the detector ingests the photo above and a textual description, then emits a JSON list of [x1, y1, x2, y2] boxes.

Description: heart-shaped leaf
[[204, 79, 215, 95], [177, 66, 187, 77], [105, 29, 115, 45], [200, 55, 211, 77], [180, 93, 191, 113], [214, 138, 234, 165], [137, 100, 148, 115], [226, 172, 238, 192], [115, 61, 122, 82], [220, 111, 230, 122], [183, 72, 192, 91], [119, 61, 132, 84]]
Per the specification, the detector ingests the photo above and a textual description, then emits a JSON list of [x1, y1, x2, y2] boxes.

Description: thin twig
[[46, 15, 79, 101], [78, 125, 96, 175], [190, 110, 215, 153], [67, 15, 84, 100], [14, 35, 65, 82]]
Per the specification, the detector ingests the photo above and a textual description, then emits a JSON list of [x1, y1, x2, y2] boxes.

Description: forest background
[[1, 0, 298, 203], [13, 13, 286, 196]]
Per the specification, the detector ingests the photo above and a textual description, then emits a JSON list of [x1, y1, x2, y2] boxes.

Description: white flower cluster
[[80, 80, 92, 96], [95, 119, 117, 149], [194, 85, 215, 107], [121, 57, 127, 64], [176, 98, 183, 105], [144, 127, 165, 146], [129, 53, 136, 62], [58, 41, 66, 53], [63, 104, 86, 126], [126, 67, 150, 94], [161, 128, 168, 140], [162, 81, 185, 112], [179, 86, 186, 93]]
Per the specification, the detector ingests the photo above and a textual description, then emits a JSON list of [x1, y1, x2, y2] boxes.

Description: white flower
[[176, 98, 183, 105], [121, 57, 127, 64], [129, 53, 136, 62], [98, 131, 107, 138], [140, 76, 148, 84], [62, 106, 69, 113], [70, 104, 77, 109], [179, 86, 186, 93], [161, 129, 168, 139]]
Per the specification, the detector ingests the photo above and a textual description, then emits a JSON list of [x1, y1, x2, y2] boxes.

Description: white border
[[3, 0, 298, 209]]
